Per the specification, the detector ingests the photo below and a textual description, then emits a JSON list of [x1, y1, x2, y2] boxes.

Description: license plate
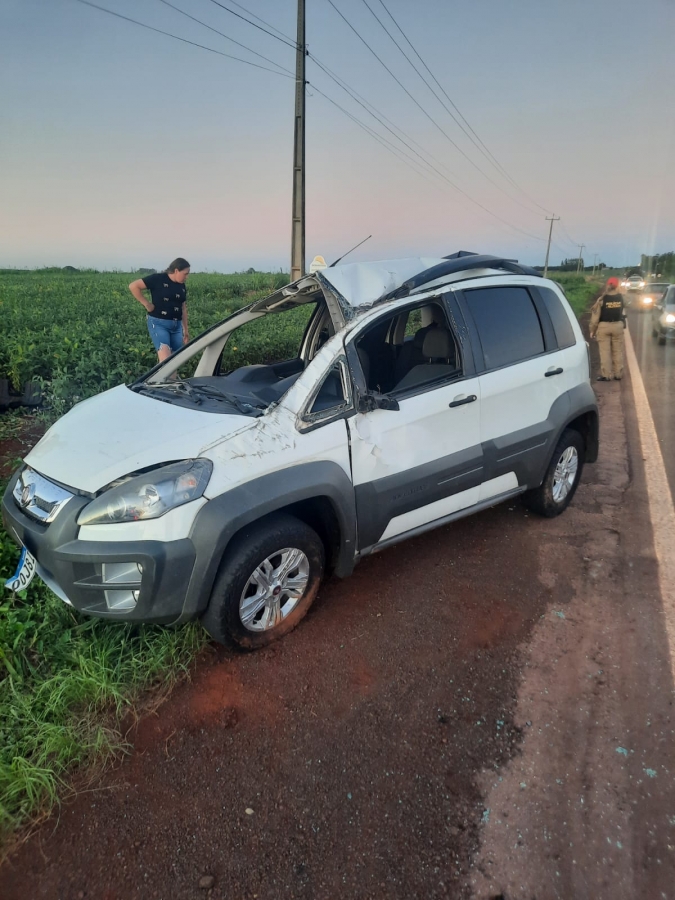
[[5, 547, 38, 593]]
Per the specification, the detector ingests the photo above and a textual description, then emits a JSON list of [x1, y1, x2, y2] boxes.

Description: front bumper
[[2, 471, 195, 624]]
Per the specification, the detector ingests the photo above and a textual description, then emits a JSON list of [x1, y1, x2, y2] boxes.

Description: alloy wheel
[[239, 548, 310, 632], [552, 446, 579, 503]]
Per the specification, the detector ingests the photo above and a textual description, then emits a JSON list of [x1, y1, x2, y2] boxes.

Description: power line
[[357, 0, 545, 218], [309, 54, 456, 180], [310, 81, 547, 244], [70, 0, 294, 77], [214, 1, 486, 191], [71, 0, 545, 244], [310, 84, 438, 188], [307, 85, 544, 242], [178, 0, 548, 242], [219, 0, 551, 243], [204, 0, 297, 50], [324, 0, 542, 223], [374, 0, 554, 216], [156, 0, 293, 75], [226, 0, 295, 44], [559, 221, 580, 249], [323, 0, 545, 241]]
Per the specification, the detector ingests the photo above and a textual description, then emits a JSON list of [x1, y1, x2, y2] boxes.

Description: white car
[[652, 284, 675, 344], [3, 254, 599, 649], [626, 275, 645, 292]]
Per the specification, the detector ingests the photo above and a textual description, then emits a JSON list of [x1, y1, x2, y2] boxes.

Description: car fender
[[175, 460, 357, 624]]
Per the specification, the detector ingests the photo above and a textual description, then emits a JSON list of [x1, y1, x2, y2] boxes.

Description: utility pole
[[290, 0, 306, 282], [576, 244, 586, 274], [592, 253, 598, 277], [543, 215, 559, 278]]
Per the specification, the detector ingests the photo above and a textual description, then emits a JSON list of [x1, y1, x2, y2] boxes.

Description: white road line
[[625, 329, 675, 680]]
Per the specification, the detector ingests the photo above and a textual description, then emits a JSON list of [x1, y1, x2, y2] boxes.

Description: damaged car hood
[[25, 385, 254, 493]]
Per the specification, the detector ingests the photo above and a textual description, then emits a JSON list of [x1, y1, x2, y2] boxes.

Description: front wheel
[[522, 429, 585, 518], [201, 514, 325, 650], [658, 334, 667, 345]]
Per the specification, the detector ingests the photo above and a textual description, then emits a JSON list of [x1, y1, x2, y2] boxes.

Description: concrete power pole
[[576, 244, 586, 274], [543, 215, 559, 278], [290, 0, 306, 282], [592, 253, 598, 277]]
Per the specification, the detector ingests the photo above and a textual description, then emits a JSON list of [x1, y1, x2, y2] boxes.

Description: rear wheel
[[522, 429, 585, 518], [201, 514, 324, 650]]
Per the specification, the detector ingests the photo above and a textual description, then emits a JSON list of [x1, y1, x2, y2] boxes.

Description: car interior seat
[[393, 305, 446, 384], [393, 328, 457, 391]]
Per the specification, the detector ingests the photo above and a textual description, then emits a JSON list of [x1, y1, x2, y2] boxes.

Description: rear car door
[[457, 283, 572, 490]]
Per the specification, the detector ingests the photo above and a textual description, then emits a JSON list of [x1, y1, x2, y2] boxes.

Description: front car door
[[346, 293, 485, 553]]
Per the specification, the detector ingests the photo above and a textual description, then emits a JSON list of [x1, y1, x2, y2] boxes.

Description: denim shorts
[[147, 316, 183, 352]]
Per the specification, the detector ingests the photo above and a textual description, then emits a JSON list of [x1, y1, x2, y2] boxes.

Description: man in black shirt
[[129, 258, 190, 361], [589, 277, 626, 381]]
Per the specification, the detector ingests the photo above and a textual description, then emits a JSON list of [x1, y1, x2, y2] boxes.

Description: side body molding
[[176, 461, 357, 624]]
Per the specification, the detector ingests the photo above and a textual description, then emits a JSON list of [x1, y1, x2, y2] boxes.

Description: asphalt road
[[627, 303, 675, 499]]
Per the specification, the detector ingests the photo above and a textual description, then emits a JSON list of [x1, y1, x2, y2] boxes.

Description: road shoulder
[[470, 354, 675, 899]]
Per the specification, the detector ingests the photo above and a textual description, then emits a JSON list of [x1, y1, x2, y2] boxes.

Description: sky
[[2, 0, 675, 272]]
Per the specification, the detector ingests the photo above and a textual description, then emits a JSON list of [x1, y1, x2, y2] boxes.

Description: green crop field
[[0, 267, 598, 847], [0, 269, 303, 416]]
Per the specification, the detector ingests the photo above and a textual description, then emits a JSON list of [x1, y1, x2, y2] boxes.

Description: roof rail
[[380, 253, 542, 301]]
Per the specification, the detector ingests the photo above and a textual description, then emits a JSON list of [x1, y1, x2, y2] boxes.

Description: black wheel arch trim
[[176, 460, 357, 624], [524, 384, 599, 487]]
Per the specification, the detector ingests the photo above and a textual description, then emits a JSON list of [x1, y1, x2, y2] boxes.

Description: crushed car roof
[[251, 253, 542, 319], [317, 257, 448, 308]]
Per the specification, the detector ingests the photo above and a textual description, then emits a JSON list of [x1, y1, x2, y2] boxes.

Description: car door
[[457, 282, 571, 490], [346, 295, 484, 552]]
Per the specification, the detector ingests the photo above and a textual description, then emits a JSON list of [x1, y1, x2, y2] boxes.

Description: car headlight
[[666, 314, 675, 324], [77, 459, 212, 526], [643, 296, 653, 303]]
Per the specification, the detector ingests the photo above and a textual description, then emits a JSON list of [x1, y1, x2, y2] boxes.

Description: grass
[[0, 268, 600, 849], [552, 273, 600, 317], [0, 535, 207, 845], [0, 270, 291, 416]]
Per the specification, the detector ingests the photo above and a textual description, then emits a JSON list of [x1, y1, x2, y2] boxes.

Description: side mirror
[[357, 391, 400, 412]]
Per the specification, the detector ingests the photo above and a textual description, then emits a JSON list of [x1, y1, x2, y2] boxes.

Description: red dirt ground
[[3, 334, 675, 899]]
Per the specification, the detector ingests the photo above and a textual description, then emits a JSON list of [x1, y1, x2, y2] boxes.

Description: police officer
[[589, 277, 626, 381]]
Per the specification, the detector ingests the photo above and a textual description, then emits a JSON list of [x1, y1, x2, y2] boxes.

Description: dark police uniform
[[590, 288, 625, 380]]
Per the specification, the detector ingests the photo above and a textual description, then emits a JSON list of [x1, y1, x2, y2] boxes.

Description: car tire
[[522, 428, 585, 518], [658, 334, 667, 345], [200, 514, 325, 650]]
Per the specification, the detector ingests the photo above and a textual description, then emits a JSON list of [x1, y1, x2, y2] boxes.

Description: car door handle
[[545, 367, 564, 377], [449, 394, 477, 408]]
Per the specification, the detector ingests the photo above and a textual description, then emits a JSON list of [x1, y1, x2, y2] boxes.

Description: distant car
[[636, 282, 670, 312], [626, 275, 645, 292], [652, 284, 675, 344]]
